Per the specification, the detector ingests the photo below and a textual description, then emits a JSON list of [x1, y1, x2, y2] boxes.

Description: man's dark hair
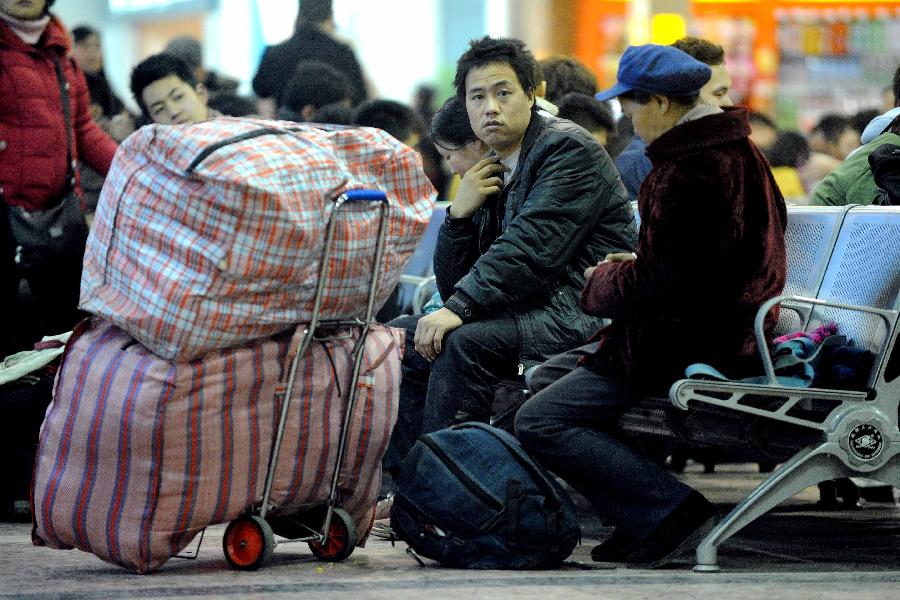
[[312, 102, 353, 125], [556, 93, 614, 134], [767, 131, 810, 168], [671, 36, 725, 66], [893, 63, 900, 107], [431, 97, 478, 149], [620, 88, 699, 107], [453, 36, 539, 101], [352, 100, 423, 144], [130, 53, 197, 117], [298, 0, 331, 24], [282, 61, 351, 113], [748, 110, 776, 130], [539, 56, 597, 105], [71, 25, 98, 44], [812, 114, 851, 144], [207, 93, 256, 117], [851, 108, 880, 135]]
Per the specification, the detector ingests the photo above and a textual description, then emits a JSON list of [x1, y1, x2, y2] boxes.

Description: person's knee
[[514, 397, 546, 448]]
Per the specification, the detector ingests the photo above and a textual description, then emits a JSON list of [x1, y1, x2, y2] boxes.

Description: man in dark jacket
[[516, 44, 787, 568], [383, 36, 635, 476], [252, 0, 366, 109]]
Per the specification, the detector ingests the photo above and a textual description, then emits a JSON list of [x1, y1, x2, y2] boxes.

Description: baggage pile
[[31, 119, 436, 572]]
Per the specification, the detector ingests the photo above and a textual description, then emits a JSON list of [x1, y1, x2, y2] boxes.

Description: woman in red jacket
[[0, 0, 117, 354]]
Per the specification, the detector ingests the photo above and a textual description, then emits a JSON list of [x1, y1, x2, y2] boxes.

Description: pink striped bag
[[32, 319, 402, 573], [80, 118, 435, 359]]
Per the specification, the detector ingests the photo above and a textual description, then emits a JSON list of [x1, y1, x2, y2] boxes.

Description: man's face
[[699, 64, 733, 107], [464, 62, 534, 158], [619, 96, 672, 145], [0, 0, 45, 20], [141, 75, 209, 125]]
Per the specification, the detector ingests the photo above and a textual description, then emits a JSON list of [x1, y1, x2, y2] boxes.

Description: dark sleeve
[[432, 214, 480, 302], [580, 158, 737, 320], [447, 135, 619, 320], [252, 46, 280, 100], [70, 60, 116, 176]]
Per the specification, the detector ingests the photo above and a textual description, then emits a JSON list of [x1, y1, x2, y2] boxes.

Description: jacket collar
[[0, 14, 69, 54], [504, 108, 551, 181], [646, 106, 751, 160]]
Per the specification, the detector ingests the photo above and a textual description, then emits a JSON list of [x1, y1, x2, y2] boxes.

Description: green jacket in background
[[810, 132, 900, 206]]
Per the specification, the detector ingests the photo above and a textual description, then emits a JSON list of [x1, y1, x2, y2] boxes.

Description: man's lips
[[483, 120, 503, 129]]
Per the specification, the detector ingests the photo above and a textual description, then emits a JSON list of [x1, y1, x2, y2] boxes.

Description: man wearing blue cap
[[516, 44, 787, 567]]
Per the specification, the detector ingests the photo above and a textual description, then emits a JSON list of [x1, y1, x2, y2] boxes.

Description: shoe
[[590, 529, 639, 562], [623, 491, 718, 569]]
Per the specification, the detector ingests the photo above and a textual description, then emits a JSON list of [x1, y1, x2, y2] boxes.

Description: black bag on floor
[[391, 422, 580, 569], [0, 371, 54, 518]]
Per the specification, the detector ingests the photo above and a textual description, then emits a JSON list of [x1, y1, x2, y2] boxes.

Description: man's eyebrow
[[468, 80, 513, 94]]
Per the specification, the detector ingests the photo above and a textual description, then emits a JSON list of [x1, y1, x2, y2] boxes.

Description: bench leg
[[694, 441, 845, 572]]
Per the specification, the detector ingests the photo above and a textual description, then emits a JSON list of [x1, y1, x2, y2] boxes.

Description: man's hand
[[414, 307, 464, 361], [584, 252, 636, 280], [448, 158, 505, 219]]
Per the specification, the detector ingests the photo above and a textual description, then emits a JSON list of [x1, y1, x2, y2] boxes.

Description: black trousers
[[382, 313, 522, 477]]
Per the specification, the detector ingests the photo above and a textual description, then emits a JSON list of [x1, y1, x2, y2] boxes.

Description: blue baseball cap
[[595, 44, 712, 102]]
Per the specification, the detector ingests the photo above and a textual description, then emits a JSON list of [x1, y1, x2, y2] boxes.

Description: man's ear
[[652, 94, 670, 114]]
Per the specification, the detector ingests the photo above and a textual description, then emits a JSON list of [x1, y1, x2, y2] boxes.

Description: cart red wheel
[[308, 508, 357, 562], [223, 515, 275, 570]]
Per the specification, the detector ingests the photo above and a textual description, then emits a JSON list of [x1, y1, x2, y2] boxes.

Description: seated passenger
[[516, 44, 787, 568], [382, 36, 635, 479], [278, 60, 352, 122], [129, 53, 219, 125], [810, 115, 900, 206]]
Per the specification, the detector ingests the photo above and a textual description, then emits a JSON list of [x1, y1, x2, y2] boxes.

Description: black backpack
[[390, 422, 581, 569], [869, 142, 900, 206]]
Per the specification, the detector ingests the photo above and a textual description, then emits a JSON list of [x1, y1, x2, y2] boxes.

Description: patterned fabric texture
[[32, 318, 403, 573], [80, 118, 435, 359]]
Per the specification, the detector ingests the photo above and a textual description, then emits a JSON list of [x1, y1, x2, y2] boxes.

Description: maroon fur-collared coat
[[581, 107, 787, 394]]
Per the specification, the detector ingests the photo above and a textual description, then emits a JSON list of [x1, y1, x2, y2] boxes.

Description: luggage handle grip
[[339, 189, 389, 204]]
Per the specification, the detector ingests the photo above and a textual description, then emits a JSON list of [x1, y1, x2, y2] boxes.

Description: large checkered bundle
[[32, 319, 403, 573], [80, 118, 435, 359]]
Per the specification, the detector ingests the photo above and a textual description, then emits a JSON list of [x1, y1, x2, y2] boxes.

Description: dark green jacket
[[436, 112, 635, 366]]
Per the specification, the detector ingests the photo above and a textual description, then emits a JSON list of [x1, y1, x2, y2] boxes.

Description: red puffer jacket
[[0, 15, 117, 210]]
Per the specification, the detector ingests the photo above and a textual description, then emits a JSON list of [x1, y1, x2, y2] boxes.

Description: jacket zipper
[[419, 436, 502, 510]]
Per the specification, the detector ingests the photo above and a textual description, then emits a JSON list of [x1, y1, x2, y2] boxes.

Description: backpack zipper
[[419, 436, 502, 510]]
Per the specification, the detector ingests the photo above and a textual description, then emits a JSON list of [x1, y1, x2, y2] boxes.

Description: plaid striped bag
[[32, 318, 403, 573], [80, 118, 435, 359]]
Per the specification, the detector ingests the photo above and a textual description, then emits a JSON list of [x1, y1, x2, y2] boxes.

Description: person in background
[[279, 60, 351, 122], [252, 0, 366, 114], [747, 110, 778, 154], [809, 114, 858, 162], [517, 44, 786, 568], [164, 35, 239, 99], [129, 53, 219, 126], [1, 0, 118, 354], [767, 131, 810, 203], [382, 36, 634, 485], [539, 56, 597, 106], [69, 24, 133, 212], [613, 36, 733, 202], [810, 114, 900, 206], [556, 92, 615, 147]]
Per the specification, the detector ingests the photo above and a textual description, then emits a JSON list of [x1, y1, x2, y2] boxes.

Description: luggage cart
[[222, 189, 390, 570]]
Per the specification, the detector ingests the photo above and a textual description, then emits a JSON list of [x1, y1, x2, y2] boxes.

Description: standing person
[[381, 36, 635, 478], [516, 44, 787, 568], [252, 0, 366, 111], [0, 0, 117, 354]]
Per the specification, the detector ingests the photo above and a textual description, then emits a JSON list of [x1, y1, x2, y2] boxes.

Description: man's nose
[[485, 96, 500, 114]]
